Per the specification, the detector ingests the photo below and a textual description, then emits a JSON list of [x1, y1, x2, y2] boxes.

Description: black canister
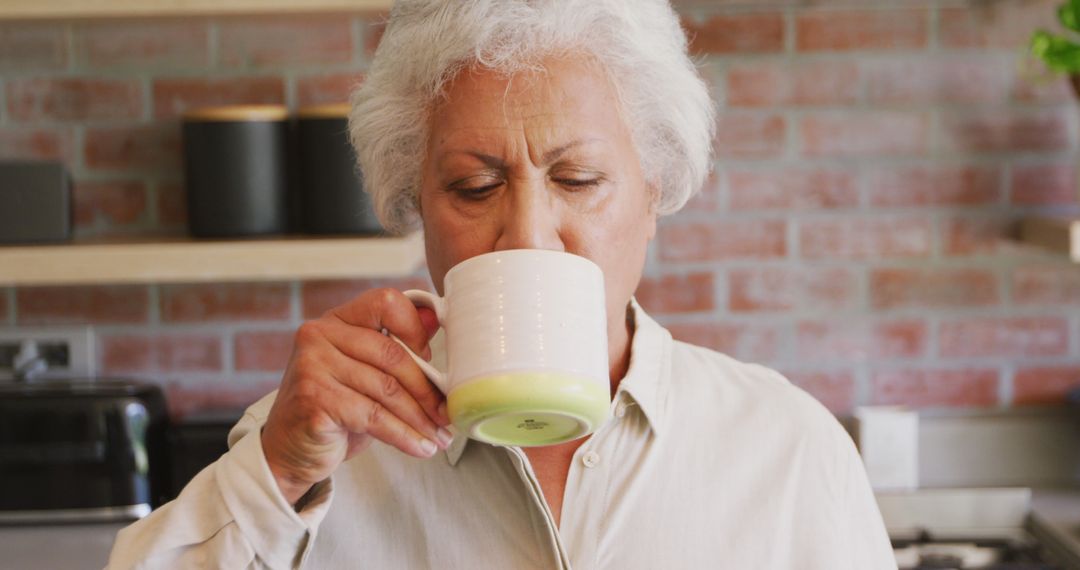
[[297, 104, 383, 235], [182, 105, 289, 237]]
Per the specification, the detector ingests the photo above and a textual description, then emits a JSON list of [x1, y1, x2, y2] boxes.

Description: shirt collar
[[445, 298, 671, 466], [614, 298, 670, 437]]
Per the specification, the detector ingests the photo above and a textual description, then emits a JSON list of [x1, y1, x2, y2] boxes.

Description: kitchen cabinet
[[0, 0, 392, 19], [0, 233, 424, 285], [1019, 216, 1080, 262]]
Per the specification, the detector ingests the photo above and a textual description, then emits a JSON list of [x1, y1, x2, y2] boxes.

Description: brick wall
[[1, 0, 1078, 417]]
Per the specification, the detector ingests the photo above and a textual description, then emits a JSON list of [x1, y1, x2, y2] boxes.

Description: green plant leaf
[[1059, 0, 1080, 33], [1031, 29, 1080, 73]]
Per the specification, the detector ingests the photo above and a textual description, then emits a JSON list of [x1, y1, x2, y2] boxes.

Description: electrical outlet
[[0, 327, 95, 381]]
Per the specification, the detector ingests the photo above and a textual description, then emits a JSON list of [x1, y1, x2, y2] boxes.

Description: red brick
[[943, 217, 1017, 256], [1013, 265, 1080, 305], [301, 276, 432, 319], [84, 124, 182, 172], [152, 77, 285, 119], [73, 180, 148, 230], [683, 171, 720, 212], [0, 127, 73, 161], [867, 164, 1002, 207], [782, 370, 856, 413], [795, 319, 927, 361], [157, 181, 187, 227], [725, 61, 859, 107], [1012, 75, 1072, 105], [939, 110, 1072, 154], [659, 219, 787, 262], [635, 272, 715, 315], [1014, 367, 1080, 405], [1010, 161, 1076, 206], [297, 72, 364, 107], [799, 217, 932, 260], [219, 16, 352, 67], [666, 321, 780, 362], [870, 267, 999, 310], [797, 8, 928, 51], [17, 285, 149, 325], [234, 329, 294, 372], [871, 368, 999, 407], [715, 113, 787, 159], [939, 317, 1068, 358], [729, 266, 858, 313], [165, 380, 278, 419], [7, 78, 144, 122], [682, 12, 785, 55], [800, 112, 930, 157], [865, 57, 1011, 105], [728, 167, 858, 210], [160, 283, 292, 322], [939, 2, 1058, 49], [73, 21, 209, 68], [102, 333, 222, 374], [0, 24, 66, 70]]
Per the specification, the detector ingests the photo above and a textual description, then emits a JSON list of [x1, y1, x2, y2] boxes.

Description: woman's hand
[[260, 288, 453, 505]]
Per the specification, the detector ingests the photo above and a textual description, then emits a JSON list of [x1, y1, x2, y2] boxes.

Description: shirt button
[[582, 451, 600, 468], [615, 403, 628, 419]]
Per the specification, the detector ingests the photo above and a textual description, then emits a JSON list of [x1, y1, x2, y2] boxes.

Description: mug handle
[[386, 289, 450, 395]]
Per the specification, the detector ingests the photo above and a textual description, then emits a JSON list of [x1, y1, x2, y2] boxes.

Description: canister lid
[[296, 103, 351, 119], [183, 104, 289, 122]]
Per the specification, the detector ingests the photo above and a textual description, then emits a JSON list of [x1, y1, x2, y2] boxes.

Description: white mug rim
[[442, 248, 602, 284]]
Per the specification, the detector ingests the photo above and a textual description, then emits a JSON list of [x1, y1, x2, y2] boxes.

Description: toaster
[[0, 379, 171, 524]]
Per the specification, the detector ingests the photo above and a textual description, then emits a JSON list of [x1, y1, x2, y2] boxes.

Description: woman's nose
[[493, 180, 565, 252]]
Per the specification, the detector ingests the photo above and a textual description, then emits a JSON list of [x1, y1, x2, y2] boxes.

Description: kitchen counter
[[0, 521, 125, 569]]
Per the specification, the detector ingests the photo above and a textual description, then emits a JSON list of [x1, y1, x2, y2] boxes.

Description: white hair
[[348, 0, 716, 235]]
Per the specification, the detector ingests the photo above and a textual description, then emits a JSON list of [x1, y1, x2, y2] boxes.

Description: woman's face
[[419, 56, 657, 330]]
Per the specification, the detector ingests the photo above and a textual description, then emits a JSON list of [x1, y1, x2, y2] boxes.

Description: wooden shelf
[[1019, 216, 1080, 262], [0, 233, 425, 286], [0, 0, 392, 19]]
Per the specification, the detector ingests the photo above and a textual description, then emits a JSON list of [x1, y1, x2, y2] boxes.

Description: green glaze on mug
[[447, 372, 610, 447]]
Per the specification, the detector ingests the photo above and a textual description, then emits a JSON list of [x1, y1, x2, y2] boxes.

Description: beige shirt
[[108, 304, 897, 569]]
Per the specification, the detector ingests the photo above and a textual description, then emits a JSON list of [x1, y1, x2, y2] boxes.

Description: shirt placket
[[505, 447, 574, 570], [557, 394, 631, 570]]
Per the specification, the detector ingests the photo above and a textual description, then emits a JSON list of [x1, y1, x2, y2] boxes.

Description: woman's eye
[[555, 178, 601, 188], [454, 183, 500, 200]]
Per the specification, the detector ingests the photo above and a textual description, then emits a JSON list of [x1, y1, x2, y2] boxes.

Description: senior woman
[[109, 1, 895, 568]]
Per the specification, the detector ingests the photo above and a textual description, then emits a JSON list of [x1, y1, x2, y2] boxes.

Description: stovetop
[[893, 532, 1061, 569]]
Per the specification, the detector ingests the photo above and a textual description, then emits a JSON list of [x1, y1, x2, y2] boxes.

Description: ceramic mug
[[394, 249, 610, 447]]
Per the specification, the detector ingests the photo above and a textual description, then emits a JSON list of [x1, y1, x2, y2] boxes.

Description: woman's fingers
[[328, 288, 435, 360], [321, 378, 441, 459], [314, 316, 450, 427], [261, 287, 451, 504], [324, 346, 453, 450]]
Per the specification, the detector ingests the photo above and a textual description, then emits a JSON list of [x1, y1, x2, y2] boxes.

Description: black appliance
[[0, 379, 171, 524]]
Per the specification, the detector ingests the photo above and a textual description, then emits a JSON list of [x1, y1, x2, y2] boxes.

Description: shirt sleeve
[[105, 401, 334, 570]]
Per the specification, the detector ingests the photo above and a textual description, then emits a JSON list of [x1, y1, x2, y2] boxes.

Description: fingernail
[[435, 427, 454, 448], [419, 438, 438, 457]]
